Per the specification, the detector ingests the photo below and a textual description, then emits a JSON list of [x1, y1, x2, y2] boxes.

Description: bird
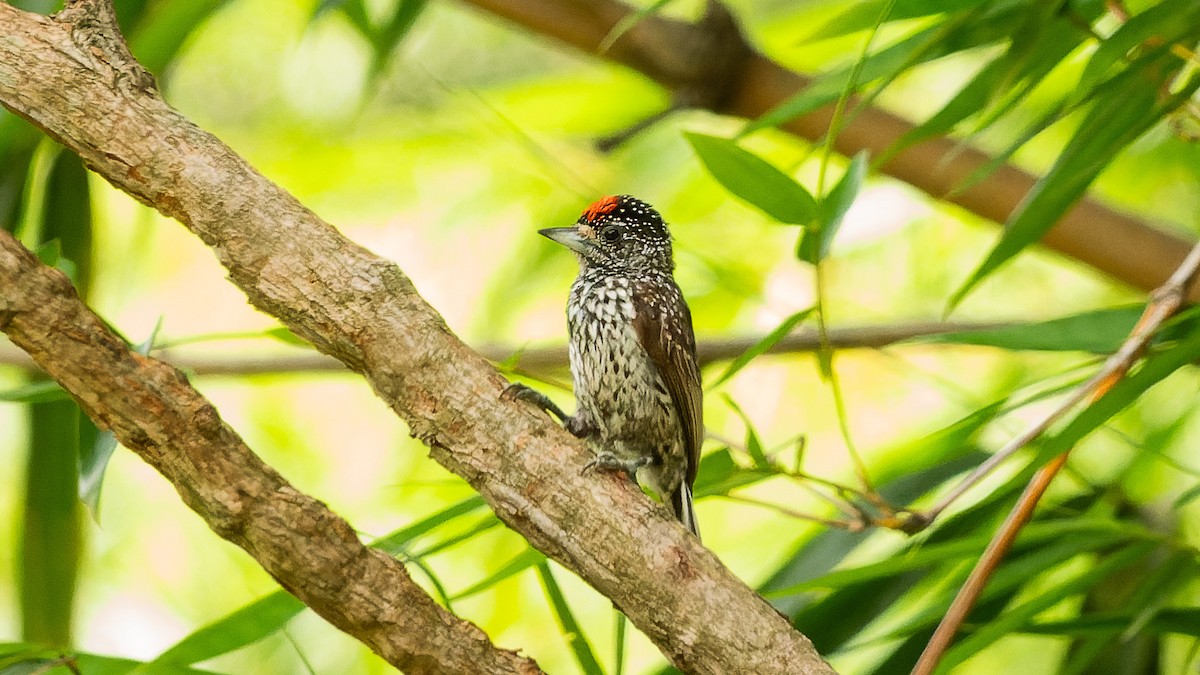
[[505, 195, 703, 537]]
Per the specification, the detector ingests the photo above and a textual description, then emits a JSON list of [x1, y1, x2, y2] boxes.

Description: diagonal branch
[[0, 1, 832, 672], [0, 227, 540, 674], [460, 0, 1199, 301]]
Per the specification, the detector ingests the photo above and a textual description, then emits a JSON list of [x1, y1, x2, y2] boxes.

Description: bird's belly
[[569, 319, 677, 458]]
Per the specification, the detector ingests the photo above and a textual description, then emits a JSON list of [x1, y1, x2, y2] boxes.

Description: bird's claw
[[582, 452, 649, 480], [502, 382, 570, 422]]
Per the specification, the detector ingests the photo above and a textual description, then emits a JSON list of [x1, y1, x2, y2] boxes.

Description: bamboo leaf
[[0, 381, 69, 404], [20, 401, 83, 648], [919, 306, 1143, 353], [536, 563, 604, 675], [949, 50, 1199, 311], [79, 319, 161, 519], [940, 542, 1157, 668], [692, 447, 775, 498], [146, 593, 307, 669], [1078, 0, 1200, 94], [0, 642, 219, 675], [684, 133, 817, 226], [721, 395, 770, 469], [803, 0, 987, 42], [765, 519, 1137, 596], [147, 496, 486, 666], [452, 548, 546, 600], [707, 307, 815, 389], [1042, 328, 1200, 457], [751, 3, 1030, 134], [127, 0, 234, 74], [799, 152, 868, 264]]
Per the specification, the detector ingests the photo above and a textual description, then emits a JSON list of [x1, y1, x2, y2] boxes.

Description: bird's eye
[[602, 227, 620, 242]]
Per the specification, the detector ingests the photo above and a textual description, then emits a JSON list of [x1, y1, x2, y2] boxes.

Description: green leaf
[[146, 593, 307, 669], [721, 395, 770, 469], [20, 399, 84, 649], [940, 542, 1156, 669], [803, 0, 990, 42], [765, 519, 1137, 596], [919, 306, 1143, 353], [78, 433, 118, 520], [1077, 0, 1200, 94], [452, 547, 546, 600], [1059, 549, 1200, 673], [371, 495, 488, 556], [613, 612, 627, 675], [148, 496, 487, 666], [14, 138, 61, 248], [692, 447, 775, 498], [749, 3, 1031, 135], [1023, 608, 1200, 638], [1041, 328, 1200, 457], [263, 326, 309, 346], [599, 0, 678, 52], [887, 519, 1139, 640], [707, 307, 815, 389], [684, 133, 817, 225], [127, 0, 234, 74], [1175, 482, 1200, 509], [886, 16, 1086, 159], [410, 515, 502, 558], [0, 380, 69, 404], [0, 642, 219, 675], [79, 319, 162, 520], [329, 0, 430, 77], [536, 563, 604, 675], [799, 152, 868, 264], [368, 0, 431, 76], [949, 49, 1199, 311]]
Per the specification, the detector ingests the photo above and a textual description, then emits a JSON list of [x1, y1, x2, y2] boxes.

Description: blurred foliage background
[[2, 0, 1200, 673]]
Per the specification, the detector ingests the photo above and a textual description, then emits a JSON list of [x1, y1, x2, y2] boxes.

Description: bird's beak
[[538, 226, 591, 254]]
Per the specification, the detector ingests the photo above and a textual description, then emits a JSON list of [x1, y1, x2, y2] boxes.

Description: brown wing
[[632, 280, 703, 486]]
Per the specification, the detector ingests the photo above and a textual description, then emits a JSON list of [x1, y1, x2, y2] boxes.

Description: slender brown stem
[[0, 321, 1008, 375], [912, 240, 1200, 675]]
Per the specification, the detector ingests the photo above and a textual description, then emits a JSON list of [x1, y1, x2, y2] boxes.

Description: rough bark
[[0, 229, 539, 674], [460, 0, 1198, 300], [0, 1, 833, 672]]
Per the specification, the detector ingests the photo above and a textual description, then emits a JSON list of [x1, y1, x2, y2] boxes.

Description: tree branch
[[0, 227, 540, 674], [0, 321, 1007, 376], [459, 0, 1199, 301], [0, 1, 832, 671]]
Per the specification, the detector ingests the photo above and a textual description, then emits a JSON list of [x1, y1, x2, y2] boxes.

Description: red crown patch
[[582, 195, 620, 222]]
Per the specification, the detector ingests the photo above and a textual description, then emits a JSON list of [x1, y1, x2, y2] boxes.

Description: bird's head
[[539, 195, 674, 273]]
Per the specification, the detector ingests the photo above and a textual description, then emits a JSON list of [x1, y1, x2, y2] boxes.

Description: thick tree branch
[[0, 1, 832, 672], [0, 228, 539, 674], [460, 0, 1200, 301]]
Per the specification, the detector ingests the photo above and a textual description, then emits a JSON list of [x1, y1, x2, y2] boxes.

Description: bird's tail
[[671, 483, 700, 540]]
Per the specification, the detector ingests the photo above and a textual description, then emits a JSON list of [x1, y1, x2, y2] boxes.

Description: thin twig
[[912, 240, 1200, 675], [715, 494, 864, 531], [0, 321, 1008, 377]]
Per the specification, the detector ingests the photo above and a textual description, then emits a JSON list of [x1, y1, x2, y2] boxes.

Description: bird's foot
[[502, 383, 570, 422], [582, 452, 650, 481], [503, 383, 593, 438]]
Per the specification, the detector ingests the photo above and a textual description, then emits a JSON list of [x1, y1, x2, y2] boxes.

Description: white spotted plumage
[[540, 195, 701, 537]]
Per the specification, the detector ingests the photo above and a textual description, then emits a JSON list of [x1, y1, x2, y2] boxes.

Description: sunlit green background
[[3, 0, 1200, 673]]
